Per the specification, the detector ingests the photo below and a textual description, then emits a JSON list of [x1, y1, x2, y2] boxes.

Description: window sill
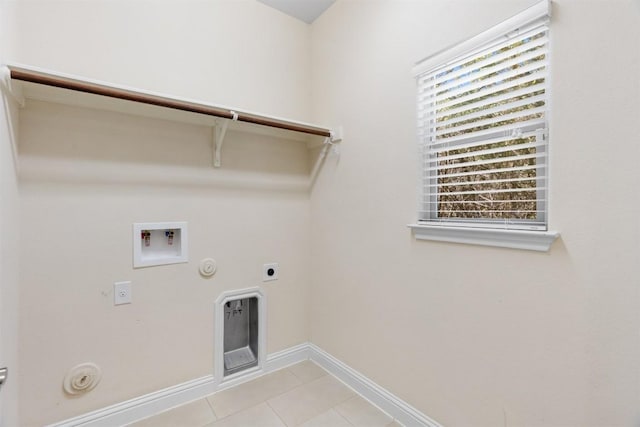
[[408, 223, 559, 252]]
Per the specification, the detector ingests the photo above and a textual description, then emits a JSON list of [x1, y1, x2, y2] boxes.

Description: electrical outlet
[[114, 281, 132, 305], [263, 263, 279, 282]]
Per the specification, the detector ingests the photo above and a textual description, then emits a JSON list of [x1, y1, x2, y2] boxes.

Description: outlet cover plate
[[114, 281, 132, 305], [263, 263, 279, 282]]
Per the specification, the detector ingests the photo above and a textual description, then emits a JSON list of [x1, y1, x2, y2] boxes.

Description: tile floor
[[130, 361, 401, 427]]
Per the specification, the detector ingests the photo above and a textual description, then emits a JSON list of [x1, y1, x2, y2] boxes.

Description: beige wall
[[0, 0, 20, 426], [9, 0, 312, 122], [310, 1, 640, 426], [9, 1, 314, 425]]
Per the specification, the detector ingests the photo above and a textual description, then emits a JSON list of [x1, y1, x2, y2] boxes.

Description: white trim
[[47, 343, 441, 427], [413, 0, 551, 76], [266, 342, 312, 373], [0, 65, 25, 107], [46, 344, 308, 427], [47, 375, 218, 427], [308, 344, 443, 427], [0, 69, 22, 175], [409, 223, 559, 252]]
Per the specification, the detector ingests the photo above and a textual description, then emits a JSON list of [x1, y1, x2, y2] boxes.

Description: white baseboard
[[47, 344, 309, 427], [48, 343, 439, 427], [50, 376, 218, 427], [308, 344, 442, 427]]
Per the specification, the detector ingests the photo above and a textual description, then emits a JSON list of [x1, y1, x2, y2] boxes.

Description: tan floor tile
[[207, 369, 302, 419], [287, 361, 328, 384], [129, 398, 216, 427], [206, 402, 285, 427], [385, 422, 402, 427], [299, 409, 352, 427], [335, 396, 393, 427], [267, 375, 355, 426]]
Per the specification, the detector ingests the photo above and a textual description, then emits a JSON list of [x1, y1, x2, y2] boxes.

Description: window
[[410, 0, 558, 251]]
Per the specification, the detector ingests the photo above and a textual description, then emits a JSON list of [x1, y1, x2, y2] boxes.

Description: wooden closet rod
[[8, 65, 332, 138]]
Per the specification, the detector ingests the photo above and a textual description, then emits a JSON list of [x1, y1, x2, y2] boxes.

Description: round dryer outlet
[[63, 363, 102, 395], [199, 258, 217, 277]]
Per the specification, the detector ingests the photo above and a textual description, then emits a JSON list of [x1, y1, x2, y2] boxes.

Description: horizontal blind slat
[[434, 94, 546, 128], [423, 199, 545, 204], [434, 106, 546, 137], [432, 26, 548, 76], [429, 119, 546, 146], [426, 176, 545, 188], [428, 82, 546, 120], [427, 140, 545, 163], [419, 25, 549, 84], [433, 187, 547, 196], [427, 130, 542, 154], [432, 71, 548, 113], [422, 164, 543, 180], [435, 62, 547, 104], [427, 152, 546, 171], [432, 40, 549, 93], [432, 210, 545, 214]]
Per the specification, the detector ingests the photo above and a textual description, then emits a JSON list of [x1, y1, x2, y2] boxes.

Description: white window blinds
[[415, 4, 550, 231]]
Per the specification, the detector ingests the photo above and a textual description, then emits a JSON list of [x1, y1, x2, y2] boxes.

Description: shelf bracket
[[213, 111, 238, 168], [329, 126, 343, 143], [0, 66, 25, 107]]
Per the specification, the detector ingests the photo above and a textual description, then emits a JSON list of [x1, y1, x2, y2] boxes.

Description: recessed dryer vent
[[223, 298, 259, 376], [215, 288, 266, 382]]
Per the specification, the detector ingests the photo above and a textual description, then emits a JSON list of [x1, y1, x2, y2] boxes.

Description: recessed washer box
[[133, 222, 188, 268]]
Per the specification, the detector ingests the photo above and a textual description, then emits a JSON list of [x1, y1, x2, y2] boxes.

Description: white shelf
[[0, 64, 336, 160]]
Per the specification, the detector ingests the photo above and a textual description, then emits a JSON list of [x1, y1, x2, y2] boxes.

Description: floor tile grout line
[[286, 361, 329, 384], [265, 400, 290, 427], [332, 399, 357, 427], [333, 395, 397, 427], [330, 406, 357, 426], [261, 367, 328, 405], [206, 368, 309, 422], [313, 364, 397, 424], [272, 374, 358, 427], [149, 363, 392, 427], [203, 396, 219, 422], [206, 361, 329, 418]]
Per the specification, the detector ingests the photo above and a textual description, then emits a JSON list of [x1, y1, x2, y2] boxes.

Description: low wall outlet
[[263, 263, 279, 282], [114, 281, 132, 305]]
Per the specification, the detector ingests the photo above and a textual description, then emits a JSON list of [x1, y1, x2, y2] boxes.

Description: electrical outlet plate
[[263, 263, 279, 282], [114, 281, 132, 305]]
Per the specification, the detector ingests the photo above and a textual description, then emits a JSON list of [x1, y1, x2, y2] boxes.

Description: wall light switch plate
[[114, 281, 132, 305]]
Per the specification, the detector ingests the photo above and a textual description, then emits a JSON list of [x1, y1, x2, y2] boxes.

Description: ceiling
[[257, 0, 336, 24]]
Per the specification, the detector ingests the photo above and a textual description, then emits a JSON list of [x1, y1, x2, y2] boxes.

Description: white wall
[[310, 1, 640, 426], [0, 0, 20, 425], [8, 1, 315, 425]]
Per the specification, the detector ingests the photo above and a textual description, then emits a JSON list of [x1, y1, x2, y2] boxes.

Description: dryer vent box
[[133, 222, 188, 268]]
